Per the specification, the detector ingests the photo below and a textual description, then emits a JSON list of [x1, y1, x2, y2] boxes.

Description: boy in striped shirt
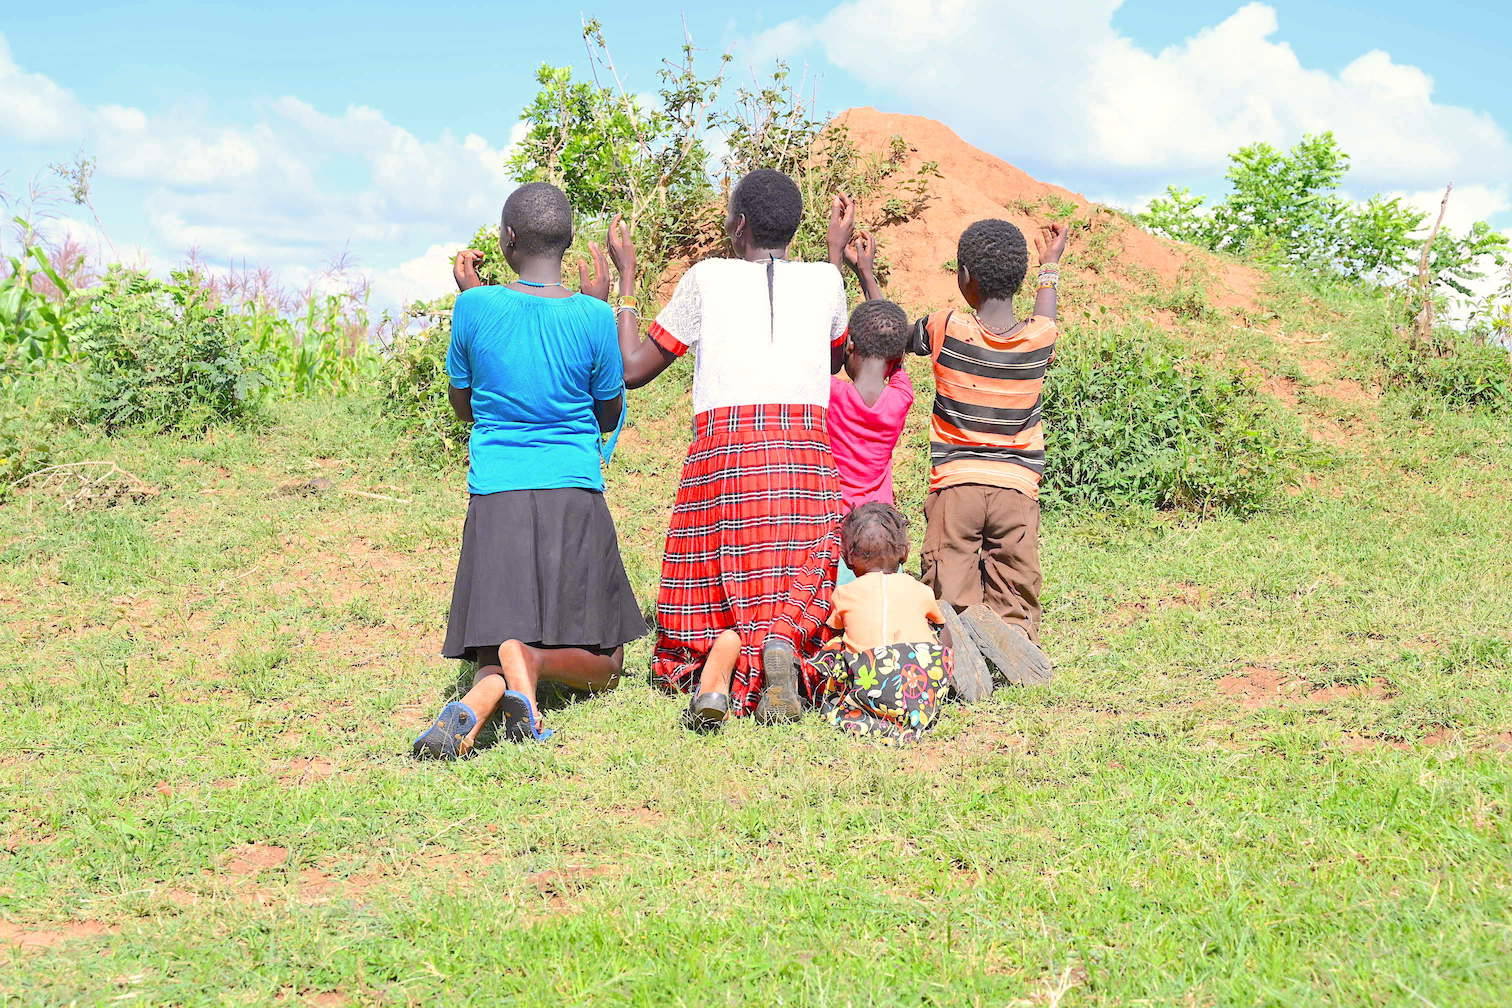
[[856, 218, 1068, 687]]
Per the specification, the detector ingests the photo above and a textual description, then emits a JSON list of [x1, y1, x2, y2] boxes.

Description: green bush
[[1140, 133, 1507, 292], [1042, 325, 1298, 514], [1365, 331, 1510, 414], [67, 268, 273, 433], [377, 305, 469, 467]]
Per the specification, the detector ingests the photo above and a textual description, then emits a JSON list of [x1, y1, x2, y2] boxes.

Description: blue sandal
[[411, 701, 478, 760], [500, 690, 554, 742]]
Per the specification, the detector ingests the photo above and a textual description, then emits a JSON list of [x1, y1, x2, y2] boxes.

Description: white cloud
[[0, 32, 519, 309], [370, 242, 464, 310], [0, 35, 82, 143], [1387, 184, 1511, 235], [747, 1, 1512, 195]]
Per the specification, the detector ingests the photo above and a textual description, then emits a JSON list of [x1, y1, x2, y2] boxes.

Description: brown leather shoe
[[756, 638, 803, 724]]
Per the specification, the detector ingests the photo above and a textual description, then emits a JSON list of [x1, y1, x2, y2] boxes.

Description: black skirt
[[442, 488, 647, 659]]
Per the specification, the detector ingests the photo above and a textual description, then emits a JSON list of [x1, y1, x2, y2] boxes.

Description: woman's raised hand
[[827, 194, 856, 267], [578, 242, 611, 301], [607, 214, 637, 295], [453, 249, 485, 292]]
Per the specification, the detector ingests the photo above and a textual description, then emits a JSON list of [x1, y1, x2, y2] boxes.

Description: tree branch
[[1412, 182, 1452, 351]]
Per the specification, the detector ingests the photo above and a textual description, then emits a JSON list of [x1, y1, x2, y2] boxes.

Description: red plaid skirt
[[652, 404, 844, 716]]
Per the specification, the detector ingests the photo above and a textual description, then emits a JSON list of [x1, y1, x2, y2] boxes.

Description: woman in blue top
[[412, 183, 646, 759]]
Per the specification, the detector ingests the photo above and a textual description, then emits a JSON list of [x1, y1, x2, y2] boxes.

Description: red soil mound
[[835, 107, 1265, 320]]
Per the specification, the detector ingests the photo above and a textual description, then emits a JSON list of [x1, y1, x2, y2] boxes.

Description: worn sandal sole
[[500, 690, 555, 743], [940, 609, 993, 703], [756, 640, 803, 724], [962, 604, 1053, 686], [411, 701, 477, 760]]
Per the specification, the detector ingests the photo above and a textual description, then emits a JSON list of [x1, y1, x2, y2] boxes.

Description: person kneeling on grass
[[412, 182, 647, 760]]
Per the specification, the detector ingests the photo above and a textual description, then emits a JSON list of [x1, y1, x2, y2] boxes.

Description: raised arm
[[844, 231, 884, 302], [1032, 221, 1071, 321], [445, 292, 476, 423], [606, 215, 677, 389], [827, 194, 856, 270]]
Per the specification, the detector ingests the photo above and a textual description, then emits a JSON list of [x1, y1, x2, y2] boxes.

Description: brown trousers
[[922, 485, 1042, 642]]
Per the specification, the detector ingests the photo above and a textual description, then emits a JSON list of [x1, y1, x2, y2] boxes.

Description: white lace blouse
[[648, 258, 849, 414]]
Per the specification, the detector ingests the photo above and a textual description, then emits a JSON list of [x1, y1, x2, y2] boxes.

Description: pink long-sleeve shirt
[[828, 368, 915, 511]]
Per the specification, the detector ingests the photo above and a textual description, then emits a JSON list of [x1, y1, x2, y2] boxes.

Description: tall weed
[[0, 378, 53, 498]]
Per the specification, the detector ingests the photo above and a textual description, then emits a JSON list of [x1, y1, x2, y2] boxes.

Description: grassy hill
[[2, 258, 1510, 1006]]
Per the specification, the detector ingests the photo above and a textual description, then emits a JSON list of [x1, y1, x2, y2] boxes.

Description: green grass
[[1, 281, 1510, 1006]]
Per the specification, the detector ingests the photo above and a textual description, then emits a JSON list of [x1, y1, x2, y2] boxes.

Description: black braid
[[766, 257, 776, 341]]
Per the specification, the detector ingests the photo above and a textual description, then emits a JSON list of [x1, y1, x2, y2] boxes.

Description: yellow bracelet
[[617, 295, 639, 311]]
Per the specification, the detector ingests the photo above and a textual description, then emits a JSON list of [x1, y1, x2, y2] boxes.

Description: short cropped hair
[[501, 182, 573, 258], [731, 169, 803, 247], [841, 502, 911, 572], [958, 219, 1029, 299], [848, 299, 909, 360]]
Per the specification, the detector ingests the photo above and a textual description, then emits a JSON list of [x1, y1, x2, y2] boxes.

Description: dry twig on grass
[[8, 460, 160, 512]]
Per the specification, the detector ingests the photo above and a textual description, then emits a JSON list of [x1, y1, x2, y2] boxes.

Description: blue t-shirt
[[446, 286, 624, 495]]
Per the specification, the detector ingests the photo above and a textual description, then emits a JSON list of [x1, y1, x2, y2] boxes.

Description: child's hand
[[827, 194, 856, 266], [844, 231, 876, 277], [578, 242, 611, 301], [453, 249, 485, 292], [1037, 221, 1071, 264], [607, 214, 637, 296]]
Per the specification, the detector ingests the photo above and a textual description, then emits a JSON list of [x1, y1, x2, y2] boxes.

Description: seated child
[[812, 502, 953, 745], [904, 219, 1071, 688]]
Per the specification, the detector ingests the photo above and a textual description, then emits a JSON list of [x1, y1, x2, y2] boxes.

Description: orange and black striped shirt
[[910, 310, 1058, 499]]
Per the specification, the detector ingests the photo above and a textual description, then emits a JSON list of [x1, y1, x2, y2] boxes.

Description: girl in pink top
[[828, 295, 914, 585], [830, 236, 915, 512], [829, 322, 914, 509]]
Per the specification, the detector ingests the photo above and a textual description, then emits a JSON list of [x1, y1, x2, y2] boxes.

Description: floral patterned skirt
[[814, 641, 953, 745]]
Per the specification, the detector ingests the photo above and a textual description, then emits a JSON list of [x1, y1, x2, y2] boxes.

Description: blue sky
[[3, 1, 1509, 308]]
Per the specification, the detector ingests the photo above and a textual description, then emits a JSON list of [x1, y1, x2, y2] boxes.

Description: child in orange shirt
[[813, 503, 953, 744], [850, 219, 1067, 691]]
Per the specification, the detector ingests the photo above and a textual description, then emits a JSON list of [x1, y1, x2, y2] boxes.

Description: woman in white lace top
[[609, 169, 858, 727]]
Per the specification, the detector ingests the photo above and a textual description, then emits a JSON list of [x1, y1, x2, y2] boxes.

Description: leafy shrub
[[491, 26, 939, 307], [1042, 325, 1299, 514], [377, 305, 469, 467], [1363, 331, 1510, 413], [67, 268, 273, 432]]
